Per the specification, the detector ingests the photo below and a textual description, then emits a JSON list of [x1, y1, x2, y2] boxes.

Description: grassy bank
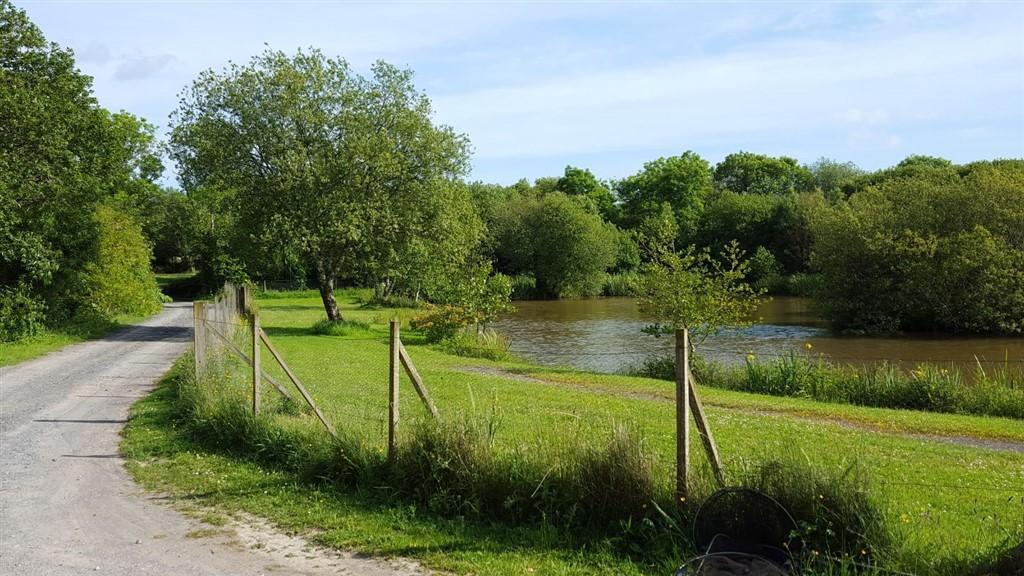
[[122, 289, 1024, 575], [631, 353, 1024, 420], [0, 272, 190, 367], [0, 313, 148, 367]]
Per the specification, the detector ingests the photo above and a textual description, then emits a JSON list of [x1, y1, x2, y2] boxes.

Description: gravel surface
[[0, 303, 423, 575]]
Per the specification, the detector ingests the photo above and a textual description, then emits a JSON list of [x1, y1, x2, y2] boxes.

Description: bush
[[437, 328, 511, 361], [0, 285, 47, 341], [811, 159, 1024, 334], [81, 205, 163, 319], [738, 459, 889, 562], [602, 272, 639, 297], [410, 305, 475, 342], [509, 274, 539, 300]]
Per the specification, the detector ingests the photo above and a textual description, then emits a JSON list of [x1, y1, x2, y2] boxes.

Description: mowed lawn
[[124, 290, 1024, 574]]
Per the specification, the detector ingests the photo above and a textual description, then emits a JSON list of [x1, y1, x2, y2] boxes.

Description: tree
[[492, 193, 618, 297], [807, 157, 864, 201], [556, 165, 618, 222], [617, 151, 712, 243], [713, 151, 814, 195], [0, 1, 162, 336], [637, 241, 762, 341], [170, 49, 475, 321], [811, 160, 1024, 334]]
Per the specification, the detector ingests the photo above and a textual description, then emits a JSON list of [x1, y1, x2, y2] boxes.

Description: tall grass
[[164, 350, 906, 571], [601, 272, 639, 297], [436, 327, 512, 361], [631, 352, 1024, 419]]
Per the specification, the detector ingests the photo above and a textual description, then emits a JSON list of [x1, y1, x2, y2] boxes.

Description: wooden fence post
[[252, 312, 260, 415], [675, 327, 691, 505], [388, 319, 400, 463], [193, 301, 207, 378]]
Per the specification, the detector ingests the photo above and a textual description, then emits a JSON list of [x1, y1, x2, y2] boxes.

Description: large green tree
[[170, 49, 477, 320], [812, 159, 1024, 334], [616, 151, 712, 244], [713, 151, 814, 195], [492, 193, 618, 298], [556, 165, 618, 222], [0, 0, 161, 337]]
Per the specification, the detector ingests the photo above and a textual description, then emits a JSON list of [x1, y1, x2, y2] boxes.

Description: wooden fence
[[192, 285, 438, 459]]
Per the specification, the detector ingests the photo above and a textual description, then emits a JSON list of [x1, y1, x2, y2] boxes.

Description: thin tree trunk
[[316, 266, 343, 322]]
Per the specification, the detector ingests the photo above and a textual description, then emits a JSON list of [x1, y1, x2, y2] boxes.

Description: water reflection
[[493, 297, 1024, 378]]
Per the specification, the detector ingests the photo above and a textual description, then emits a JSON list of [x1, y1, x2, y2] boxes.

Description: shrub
[[437, 328, 511, 361], [410, 305, 475, 342], [390, 416, 499, 516], [509, 274, 539, 300], [0, 285, 46, 341], [738, 459, 889, 563], [81, 205, 163, 319], [602, 272, 639, 297]]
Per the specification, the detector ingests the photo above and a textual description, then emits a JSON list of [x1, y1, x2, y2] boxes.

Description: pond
[[492, 297, 1024, 378]]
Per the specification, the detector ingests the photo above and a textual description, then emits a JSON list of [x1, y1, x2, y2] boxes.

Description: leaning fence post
[[252, 312, 261, 415], [675, 327, 691, 506], [193, 301, 207, 378], [388, 319, 400, 463]]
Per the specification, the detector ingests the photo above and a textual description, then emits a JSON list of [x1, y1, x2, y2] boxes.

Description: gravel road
[[0, 303, 421, 575]]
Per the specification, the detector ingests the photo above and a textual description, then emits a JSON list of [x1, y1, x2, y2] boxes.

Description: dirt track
[[0, 303, 421, 575]]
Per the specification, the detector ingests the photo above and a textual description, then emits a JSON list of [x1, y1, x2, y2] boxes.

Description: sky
[[18, 0, 1024, 185]]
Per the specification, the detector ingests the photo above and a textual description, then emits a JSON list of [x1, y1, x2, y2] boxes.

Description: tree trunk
[[316, 267, 343, 322]]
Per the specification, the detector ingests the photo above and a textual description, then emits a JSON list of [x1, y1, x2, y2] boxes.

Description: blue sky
[[19, 0, 1024, 185]]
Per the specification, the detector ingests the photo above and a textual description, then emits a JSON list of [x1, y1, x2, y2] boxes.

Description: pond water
[[492, 297, 1024, 377]]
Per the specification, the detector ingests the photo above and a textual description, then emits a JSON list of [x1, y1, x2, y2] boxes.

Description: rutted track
[[0, 303, 421, 576]]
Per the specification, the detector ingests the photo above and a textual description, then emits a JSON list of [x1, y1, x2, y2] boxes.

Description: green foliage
[[81, 205, 163, 319], [738, 460, 889, 562], [436, 328, 512, 361], [556, 165, 619, 222], [637, 241, 763, 338], [170, 48, 479, 320], [667, 352, 1024, 419], [411, 261, 513, 342], [713, 151, 814, 195], [812, 159, 1024, 334], [617, 151, 712, 243], [508, 274, 539, 300], [601, 272, 640, 297], [808, 157, 864, 201], [748, 246, 783, 292], [493, 193, 618, 298], [0, 2, 163, 329], [0, 284, 46, 341]]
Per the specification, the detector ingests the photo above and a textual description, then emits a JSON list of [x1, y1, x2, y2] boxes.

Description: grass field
[[122, 289, 1024, 575]]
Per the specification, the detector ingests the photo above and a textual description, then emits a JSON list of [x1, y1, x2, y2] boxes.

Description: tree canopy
[[170, 49, 479, 320], [0, 0, 161, 338]]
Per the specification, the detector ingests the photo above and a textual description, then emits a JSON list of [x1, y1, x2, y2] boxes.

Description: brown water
[[493, 297, 1024, 377]]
